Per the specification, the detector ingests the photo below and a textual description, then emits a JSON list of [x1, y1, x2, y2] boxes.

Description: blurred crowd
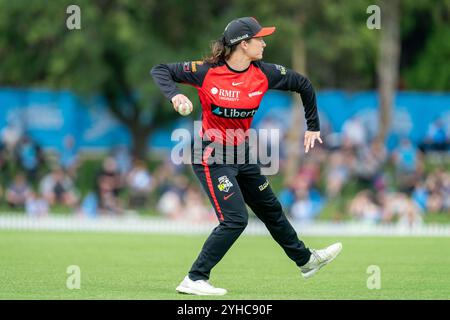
[[0, 124, 215, 221], [275, 115, 450, 226], [0, 113, 448, 225]]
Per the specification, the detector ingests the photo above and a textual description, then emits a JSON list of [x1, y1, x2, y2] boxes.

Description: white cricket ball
[[178, 102, 192, 116]]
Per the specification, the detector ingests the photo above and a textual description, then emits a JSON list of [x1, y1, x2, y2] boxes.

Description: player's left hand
[[304, 131, 323, 153]]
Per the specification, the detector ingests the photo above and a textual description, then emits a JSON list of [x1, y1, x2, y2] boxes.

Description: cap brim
[[254, 27, 276, 37]]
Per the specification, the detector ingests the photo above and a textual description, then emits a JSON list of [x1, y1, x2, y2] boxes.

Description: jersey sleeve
[[150, 61, 210, 101], [257, 61, 320, 131]]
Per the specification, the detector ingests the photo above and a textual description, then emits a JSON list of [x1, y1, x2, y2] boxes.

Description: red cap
[[254, 26, 276, 38]]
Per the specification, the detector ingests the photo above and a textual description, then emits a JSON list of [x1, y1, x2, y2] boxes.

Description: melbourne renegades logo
[[217, 176, 233, 192]]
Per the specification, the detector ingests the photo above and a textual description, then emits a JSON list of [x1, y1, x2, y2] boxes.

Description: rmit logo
[[211, 87, 241, 102], [219, 89, 240, 98], [211, 104, 258, 118]]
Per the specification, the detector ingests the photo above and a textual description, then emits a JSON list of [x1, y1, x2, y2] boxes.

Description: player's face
[[244, 37, 266, 60]]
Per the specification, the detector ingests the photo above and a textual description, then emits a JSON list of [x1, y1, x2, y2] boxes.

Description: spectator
[[278, 183, 296, 211], [342, 116, 368, 147], [353, 138, 387, 189], [290, 180, 324, 222], [76, 192, 99, 218], [111, 145, 132, 178], [1, 117, 23, 153], [157, 189, 183, 220], [421, 118, 449, 152], [183, 185, 214, 222], [39, 167, 78, 207], [15, 135, 45, 181], [0, 141, 11, 187], [340, 137, 358, 169], [349, 190, 382, 224], [157, 173, 189, 200], [392, 138, 423, 193], [422, 169, 448, 213], [412, 182, 428, 211], [325, 151, 351, 198], [155, 172, 190, 219], [95, 157, 123, 215], [59, 134, 79, 178], [380, 192, 423, 226], [25, 191, 49, 217], [153, 161, 177, 190], [295, 160, 321, 189], [440, 170, 450, 211], [6, 173, 31, 208], [126, 159, 154, 208]]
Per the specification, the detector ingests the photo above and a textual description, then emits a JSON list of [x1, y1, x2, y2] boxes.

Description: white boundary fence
[[0, 214, 450, 237]]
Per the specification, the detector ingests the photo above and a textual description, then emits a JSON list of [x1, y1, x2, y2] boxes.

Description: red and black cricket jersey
[[151, 60, 319, 145]]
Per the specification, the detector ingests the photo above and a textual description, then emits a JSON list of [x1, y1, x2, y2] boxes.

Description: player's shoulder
[[253, 60, 288, 76]]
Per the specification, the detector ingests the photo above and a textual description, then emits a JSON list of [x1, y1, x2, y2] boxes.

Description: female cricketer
[[151, 17, 342, 295]]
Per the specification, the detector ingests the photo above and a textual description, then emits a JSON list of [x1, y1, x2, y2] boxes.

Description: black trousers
[[188, 141, 311, 281]]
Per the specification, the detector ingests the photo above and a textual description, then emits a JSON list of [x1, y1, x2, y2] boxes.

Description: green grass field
[[0, 231, 449, 299]]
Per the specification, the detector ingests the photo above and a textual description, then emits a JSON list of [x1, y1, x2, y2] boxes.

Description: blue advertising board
[[0, 88, 448, 153]]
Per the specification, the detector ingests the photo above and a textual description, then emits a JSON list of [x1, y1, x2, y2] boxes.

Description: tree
[[377, 0, 401, 141], [402, 0, 450, 90], [0, 0, 223, 160], [285, 11, 307, 187]]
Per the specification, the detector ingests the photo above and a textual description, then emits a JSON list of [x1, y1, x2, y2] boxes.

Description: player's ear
[[240, 40, 249, 50]]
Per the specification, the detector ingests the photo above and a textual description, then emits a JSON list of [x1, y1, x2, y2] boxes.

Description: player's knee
[[253, 199, 284, 223], [236, 216, 248, 229], [221, 215, 248, 230], [271, 200, 283, 212], [257, 198, 283, 214], [232, 216, 248, 229]]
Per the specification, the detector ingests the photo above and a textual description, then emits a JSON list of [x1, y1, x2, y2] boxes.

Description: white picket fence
[[0, 214, 449, 237]]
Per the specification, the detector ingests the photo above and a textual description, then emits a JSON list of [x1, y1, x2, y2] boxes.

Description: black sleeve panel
[[150, 61, 210, 101], [256, 61, 320, 131]]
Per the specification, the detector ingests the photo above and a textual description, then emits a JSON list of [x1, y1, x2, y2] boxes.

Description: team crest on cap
[[229, 34, 249, 44]]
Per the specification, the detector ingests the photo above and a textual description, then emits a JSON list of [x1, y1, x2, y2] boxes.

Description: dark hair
[[203, 36, 238, 64]]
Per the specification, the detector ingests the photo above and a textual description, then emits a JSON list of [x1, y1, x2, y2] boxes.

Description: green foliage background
[[0, 0, 448, 156]]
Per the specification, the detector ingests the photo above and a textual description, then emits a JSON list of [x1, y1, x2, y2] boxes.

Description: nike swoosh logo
[[232, 82, 244, 86], [223, 192, 235, 200]]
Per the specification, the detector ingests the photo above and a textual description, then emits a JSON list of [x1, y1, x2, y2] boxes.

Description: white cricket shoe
[[300, 242, 342, 279], [176, 276, 227, 296]]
